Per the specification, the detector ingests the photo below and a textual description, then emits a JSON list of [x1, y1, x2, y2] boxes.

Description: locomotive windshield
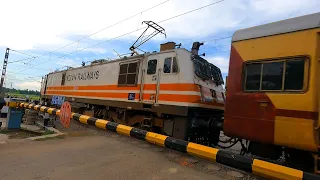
[[191, 54, 224, 86]]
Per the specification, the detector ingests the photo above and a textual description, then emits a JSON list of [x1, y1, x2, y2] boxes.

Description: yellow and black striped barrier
[[7, 102, 319, 180]]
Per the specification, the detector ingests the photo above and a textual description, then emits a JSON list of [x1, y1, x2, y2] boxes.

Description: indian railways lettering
[[66, 71, 99, 81]]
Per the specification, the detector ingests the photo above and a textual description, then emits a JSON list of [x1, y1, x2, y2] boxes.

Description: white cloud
[[2, 0, 318, 52], [250, 0, 319, 17], [56, 59, 79, 67], [206, 56, 229, 74], [15, 81, 41, 91], [82, 47, 108, 54], [4, 72, 42, 91]]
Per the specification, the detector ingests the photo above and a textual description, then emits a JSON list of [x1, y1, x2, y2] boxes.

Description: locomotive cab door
[[156, 51, 179, 105], [141, 55, 160, 105], [141, 52, 178, 106]]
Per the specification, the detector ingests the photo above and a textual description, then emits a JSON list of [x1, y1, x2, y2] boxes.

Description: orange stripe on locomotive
[[45, 84, 224, 108]]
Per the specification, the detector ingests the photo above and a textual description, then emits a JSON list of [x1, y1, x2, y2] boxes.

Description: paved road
[[0, 134, 257, 180]]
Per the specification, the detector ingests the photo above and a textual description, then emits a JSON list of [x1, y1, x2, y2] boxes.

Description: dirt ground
[[0, 135, 252, 180], [0, 116, 262, 180]]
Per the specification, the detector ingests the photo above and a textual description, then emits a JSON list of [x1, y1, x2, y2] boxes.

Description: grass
[[5, 93, 40, 100], [0, 128, 55, 139], [0, 129, 41, 139], [34, 135, 66, 141], [41, 130, 55, 136]]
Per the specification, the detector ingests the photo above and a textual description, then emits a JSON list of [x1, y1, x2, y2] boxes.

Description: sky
[[0, 0, 319, 91]]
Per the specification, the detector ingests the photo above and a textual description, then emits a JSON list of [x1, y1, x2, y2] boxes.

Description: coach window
[[261, 61, 283, 90], [284, 59, 305, 90], [147, 59, 157, 75], [245, 63, 261, 90], [118, 61, 139, 86], [244, 57, 306, 91], [163, 57, 178, 73]]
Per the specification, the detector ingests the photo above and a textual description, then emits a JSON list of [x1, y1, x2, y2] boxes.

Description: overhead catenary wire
[[13, 36, 231, 75], [7, 71, 43, 76], [9, 49, 37, 59], [84, 39, 230, 66], [8, 0, 171, 65], [12, 0, 227, 74], [5, 74, 42, 81], [11, 45, 231, 82], [9, 0, 228, 77], [203, 36, 231, 43], [8, 49, 38, 64], [157, 0, 225, 24], [8, 57, 36, 64], [16, 1, 227, 70], [176, 35, 231, 49], [204, 49, 231, 55], [49, 36, 231, 68], [200, 44, 231, 51]]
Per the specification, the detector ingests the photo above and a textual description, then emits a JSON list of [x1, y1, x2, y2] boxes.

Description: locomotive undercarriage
[[69, 101, 224, 146]]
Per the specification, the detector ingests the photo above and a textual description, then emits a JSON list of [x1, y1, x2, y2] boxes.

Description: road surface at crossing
[[0, 133, 259, 180]]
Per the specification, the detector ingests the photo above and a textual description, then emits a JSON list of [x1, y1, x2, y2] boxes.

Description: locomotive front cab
[[224, 12, 320, 165]]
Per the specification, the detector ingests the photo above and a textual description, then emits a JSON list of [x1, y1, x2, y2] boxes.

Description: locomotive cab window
[[163, 57, 178, 74], [147, 59, 157, 75], [118, 61, 139, 86], [244, 57, 306, 91]]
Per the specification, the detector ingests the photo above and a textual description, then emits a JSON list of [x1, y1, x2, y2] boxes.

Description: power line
[[55, 35, 231, 67], [7, 49, 39, 64], [9, 0, 171, 65], [11, 0, 228, 74], [205, 49, 231, 55], [19, 27, 142, 70], [7, 71, 43, 76], [20, 0, 227, 71], [9, 49, 37, 59], [5, 75, 42, 81], [203, 36, 231, 43], [8, 57, 36, 64], [158, 0, 225, 24], [177, 35, 231, 48], [200, 44, 231, 50]]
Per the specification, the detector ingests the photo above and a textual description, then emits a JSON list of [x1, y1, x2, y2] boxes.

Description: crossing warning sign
[[59, 101, 71, 128]]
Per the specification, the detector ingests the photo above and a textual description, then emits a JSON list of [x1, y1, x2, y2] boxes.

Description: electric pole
[[0, 48, 10, 97]]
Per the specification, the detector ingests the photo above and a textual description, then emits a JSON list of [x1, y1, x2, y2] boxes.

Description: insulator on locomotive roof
[[191, 42, 204, 55]]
